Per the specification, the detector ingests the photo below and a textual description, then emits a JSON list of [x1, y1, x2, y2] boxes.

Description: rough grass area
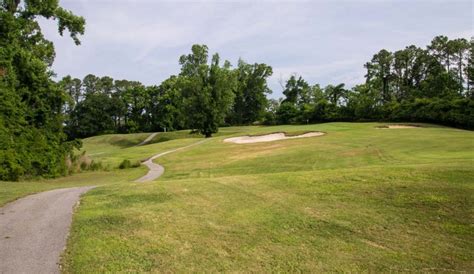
[[0, 131, 204, 205], [0, 168, 146, 207], [2, 123, 473, 271], [62, 122, 473, 272]]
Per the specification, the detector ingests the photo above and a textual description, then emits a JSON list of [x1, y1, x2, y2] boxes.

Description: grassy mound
[[2, 123, 473, 271], [64, 122, 473, 272]]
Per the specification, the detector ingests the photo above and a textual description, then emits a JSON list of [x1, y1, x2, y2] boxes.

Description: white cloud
[[40, 0, 472, 97]]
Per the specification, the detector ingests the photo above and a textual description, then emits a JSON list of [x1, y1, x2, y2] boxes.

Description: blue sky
[[40, 0, 473, 98]]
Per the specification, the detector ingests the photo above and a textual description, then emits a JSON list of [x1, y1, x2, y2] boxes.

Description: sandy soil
[[224, 132, 325, 144], [0, 186, 95, 274]]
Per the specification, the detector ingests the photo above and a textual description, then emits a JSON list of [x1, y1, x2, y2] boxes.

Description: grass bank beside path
[[2, 123, 472, 271], [81, 129, 234, 168], [0, 131, 208, 206], [60, 122, 473, 272], [0, 168, 147, 207]]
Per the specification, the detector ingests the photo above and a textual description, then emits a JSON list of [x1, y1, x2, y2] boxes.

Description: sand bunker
[[377, 124, 421, 129], [224, 132, 325, 144]]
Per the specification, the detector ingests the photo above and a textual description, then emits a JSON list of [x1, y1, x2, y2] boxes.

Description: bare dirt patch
[[224, 132, 325, 144]]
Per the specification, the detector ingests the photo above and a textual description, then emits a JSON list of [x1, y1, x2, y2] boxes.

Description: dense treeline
[[63, 35, 473, 141], [0, 0, 85, 180], [62, 45, 273, 138], [0, 2, 472, 181], [266, 36, 474, 129]]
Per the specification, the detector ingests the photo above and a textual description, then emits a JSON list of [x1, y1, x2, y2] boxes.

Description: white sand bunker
[[224, 132, 325, 144], [378, 124, 421, 129]]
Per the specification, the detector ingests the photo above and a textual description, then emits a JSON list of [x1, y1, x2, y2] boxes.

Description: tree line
[[61, 45, 273, 138], [266, 36, 473, 128], [1, 1, 472, 181], [63, 35, 474, 141]]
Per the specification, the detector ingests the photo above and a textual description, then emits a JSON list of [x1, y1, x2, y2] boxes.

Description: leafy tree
[[229, 59, 273, 124], [66, 93, 115, 138], [282, 75, 311, 105], [392, 46, 429, 101], [262, 98, 280, 125], [82, 74, 100, 95], [98, 76, 114, 95], [347, 84, 381, 119], [114, 79, 142, 129], [0, 0, 85, 180], [365, 49, 393, 104], [59, 75, 82, 112], [467, 37, 474, 97], [121, 84, 148, 132], [276, 102, 299, 124], [147, 76, 186, 131], [428, 35, 454, 72], [324, 83, 347, 105], [179, 45, 236, 137], [449, 38, 470, 95], [309, 84, 325, 103]]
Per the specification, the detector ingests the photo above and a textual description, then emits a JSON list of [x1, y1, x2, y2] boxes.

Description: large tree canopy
[[269, 35, 473, 128], [0, 0, 85, 180], [179, 45, 236, 137], [60, 35, 473, 145], [228, 60, 273, 125]]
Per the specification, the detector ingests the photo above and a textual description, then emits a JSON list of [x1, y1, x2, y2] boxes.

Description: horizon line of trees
[[265, 35, 473, 128], [1, 1, 472, 182], [62, 35, 474, 141], [61, 45, 273, 138]]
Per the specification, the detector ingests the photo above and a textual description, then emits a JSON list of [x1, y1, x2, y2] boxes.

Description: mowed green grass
[[81, 129, 233, 168], [56, 122, 474, 272], [0, 131, 206, 206]]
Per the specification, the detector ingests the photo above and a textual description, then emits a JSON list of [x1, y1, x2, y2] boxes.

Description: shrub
[[118, 159, 140, 169], [119, 159, 132, 169], [89, 161, 103, 171]]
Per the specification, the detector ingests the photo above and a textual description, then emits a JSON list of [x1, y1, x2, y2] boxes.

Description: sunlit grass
[[63, 122, 473, 272], [2, 123, 473, 271]]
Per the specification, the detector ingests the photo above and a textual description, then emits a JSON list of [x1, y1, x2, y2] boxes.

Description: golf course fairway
[[1, 123, 473, 272]]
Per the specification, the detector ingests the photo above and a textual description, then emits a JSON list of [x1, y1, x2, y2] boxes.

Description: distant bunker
[[376, 124, 422, 129], [224, 132, 325, 144]]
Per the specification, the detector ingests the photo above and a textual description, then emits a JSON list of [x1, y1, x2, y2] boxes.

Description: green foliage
[[0, 0, 85, 180], [179, 45, 237, 137], [273, 35, 474, 129], [276, 102, 299, 124], [118, 159, 140, 170], [228, 59, 273, 124], [282, 75, 311, 105], [148, 76, 186, 131], [62, 47, 274, 139], [118, 159, 131, 169], [71, 35, 474, 139]]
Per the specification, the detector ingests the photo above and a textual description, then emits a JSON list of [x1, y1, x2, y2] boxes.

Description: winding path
[[135, 139, 207, 182], [0, 186, 95, 274], [0, 138, 206, 273], [136, 132, 158, 146]]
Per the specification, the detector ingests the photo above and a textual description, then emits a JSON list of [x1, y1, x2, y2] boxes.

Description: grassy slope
[[0, 131, 206, 206], [58, 122, 474, 272]]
